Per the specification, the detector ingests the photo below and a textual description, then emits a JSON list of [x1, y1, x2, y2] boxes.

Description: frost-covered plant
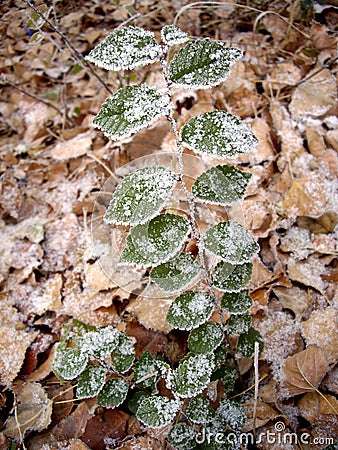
[[53, 24, 263, 446]]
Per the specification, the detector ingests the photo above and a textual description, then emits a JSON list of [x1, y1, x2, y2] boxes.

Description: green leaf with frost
[[133, 350, 159, 390], [161, 25, 189, 46], [93, 85, 169, 141], [186, 396, 215, 424], [136, 396, 181, 428], [168, 423, 196, 450], [168, 39, 242, 89], [119, 214, 190, 267], [167, 291, 214, 330], [211, 364, 237, 392], [112, 331, 135, 373], [85, 26, 163, 71], [53, 346, 88, 381], [236, 327, 264, 358], [104, 166, 176, 226], [212, 261, 253, 293], [221, 291, 252, 314], [80, 327, 119, 360], [173, 353, 215, 398], [97, 378, 129, 408], [192, 165, 252, 206], [181, 111, 258, 158], [227, 313, 251, 335], [150, 253, 200, 294], [213, 399, 245, 432], [203, 221, 259, 264], [76, 365, 106, 399], [213, 344, 228, 368], [188, 322, 224, 354], [128, 391, 149, 414]]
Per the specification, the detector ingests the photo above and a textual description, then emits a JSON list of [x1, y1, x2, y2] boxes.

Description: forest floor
[[0, 0, 337, 449]]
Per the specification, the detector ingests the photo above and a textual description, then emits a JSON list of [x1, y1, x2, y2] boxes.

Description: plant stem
[[23, 0, 114, 96], [160, 53, 226, 328]]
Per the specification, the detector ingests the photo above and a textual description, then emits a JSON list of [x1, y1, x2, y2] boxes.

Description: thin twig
[[253, 341, 260, 437], [23, 0, 114, 95]]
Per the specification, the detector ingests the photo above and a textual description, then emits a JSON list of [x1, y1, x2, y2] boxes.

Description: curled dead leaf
[[281, 345, 329, 397], [298, 391, 338, 423], [4, 382, 52, 440]]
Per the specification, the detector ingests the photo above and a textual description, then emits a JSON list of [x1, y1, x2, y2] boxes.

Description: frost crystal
[[119, 213, 190, 267], [161, 25, 189, 46], [169, 39, 243, 89], [203, 221, 259, 264], [192, 164, 252, 205], [136, 396, 181, 428], [85, 26, 163, 71], [93, 84, 169, 141], [167, 291, 214, 330], [181, 111, 258, 159], [104, 166, 176, 226], [173, 353, 215, 397]]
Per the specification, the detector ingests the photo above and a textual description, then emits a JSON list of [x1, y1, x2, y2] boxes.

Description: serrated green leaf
[[70, 320, 98, 349], [181, 111, 258, 159], [76, 365, 106, 399], [104, 166, 176, 226], [168, 39, 242, 89], [97, 378, 129, 408], [136, 396, 181, 428], [168, 423, 196, 449], [192, 165, 252, 206], [111, 331, 135, 373], [221, 291, 252, 314], [212, 261, 253, 293], [166, 291, 214, 331], [133, 350, 159, 390], [236, 327, 264, 358], [150, 253, 200, 294], [128, 391, 149, 414], [213, 344, 228, 368], [227, 313, 251, 335], [80, 327, 119, 360], [203, 221, 259, 264], [213, 399, 245, 432], [119, 214, 190, 267], [173, 353, 215, 398], [211, 364, 236, 392], [186, 396, 215, 424], [85, 26, 163, 71], [161, 25, 189, 46], [53, 346, 88, 381], [188, 322, 224, 354], [93, 84, 169, 141]]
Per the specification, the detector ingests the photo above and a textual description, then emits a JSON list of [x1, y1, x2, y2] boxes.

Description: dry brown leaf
[[306, 125, 326, 157], [273, 286, 310, 317], [51, 131, 94, 160], [289, 68, 337, 119], [126, 284, 175, 333], [117, 436, 163, 450], [0, 327, 39, 385], [301, 307, 338, 364], [26, 345, 55, 382], [270, 101, 305, 170], [282, 173, 329, 218], [4, 382, 52, 440], [53, 402, 93, 442], [287, 255, 327, 294], [243, 400, 282, 432], [281, 345, 329, 397], [325, 129, 338, 152], [264, 62, 301, 91], [298, 391, 338, 423]]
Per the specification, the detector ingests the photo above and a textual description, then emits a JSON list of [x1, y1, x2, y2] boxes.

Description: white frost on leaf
[[181, 111, 258, 159], [169, 39, 243, 89], [161, 25, 189, 46], [136, 396, 181, 428], [93, 84, 170, 141], [85, 26, 163, 71], [104, 166, 176, 226]]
